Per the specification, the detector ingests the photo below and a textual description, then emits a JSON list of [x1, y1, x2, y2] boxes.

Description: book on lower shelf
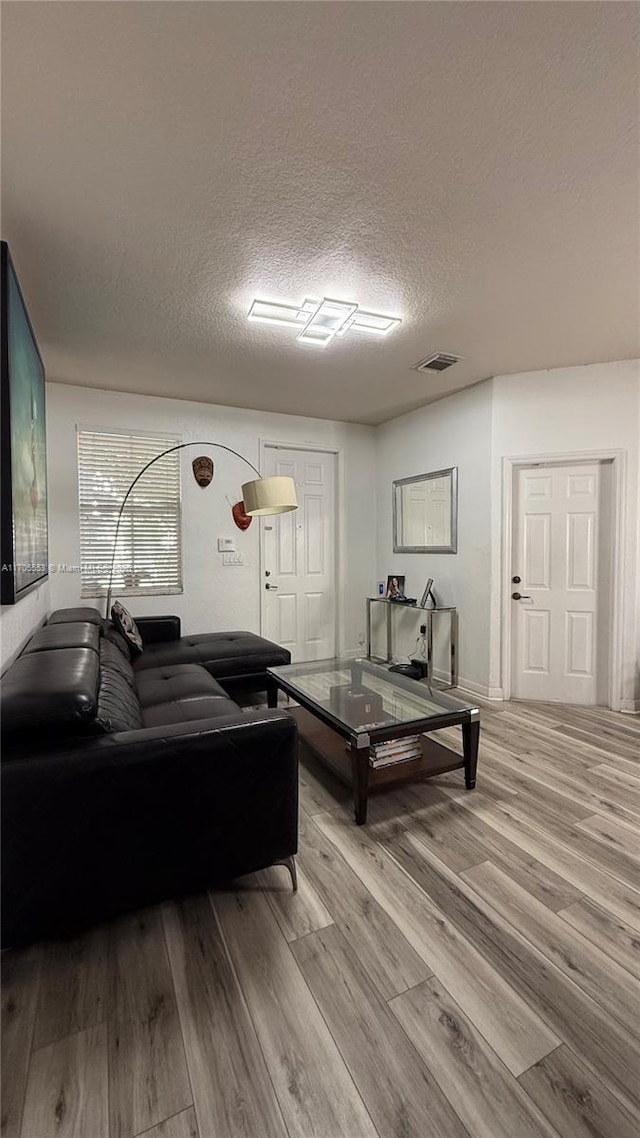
[[369, 735, 422, 767]]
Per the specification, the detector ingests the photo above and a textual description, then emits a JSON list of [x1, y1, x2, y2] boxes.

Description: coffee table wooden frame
[[266, 663, 479, 825]]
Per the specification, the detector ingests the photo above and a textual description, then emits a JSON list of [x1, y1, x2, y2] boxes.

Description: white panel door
[[511, 463, 602, 704], [262, 448, 336, 662]]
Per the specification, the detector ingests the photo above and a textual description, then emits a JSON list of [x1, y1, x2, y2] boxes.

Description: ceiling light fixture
[[248, 296, 401, 347]]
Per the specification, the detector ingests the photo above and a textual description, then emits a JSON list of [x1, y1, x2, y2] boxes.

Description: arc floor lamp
[[104, 440, 297, 618]]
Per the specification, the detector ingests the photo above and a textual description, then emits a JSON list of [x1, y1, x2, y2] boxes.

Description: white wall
[[376, 358, 639, 707], [489, 359, 640, 710], [0, 581, 50, 669], [8, 360, 636, 706], [375, 382, 494, 694], [46, 384, 376, 657]]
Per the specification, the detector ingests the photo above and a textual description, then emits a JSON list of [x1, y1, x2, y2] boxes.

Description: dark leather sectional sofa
[[1, 606, 297, 947]]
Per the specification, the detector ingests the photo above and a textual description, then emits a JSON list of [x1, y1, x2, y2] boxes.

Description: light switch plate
[[218, 538, 235, 552], [222, 552, 244, 566]]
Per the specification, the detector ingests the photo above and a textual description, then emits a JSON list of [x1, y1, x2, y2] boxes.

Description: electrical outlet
[[222, 552, 244, 566], [420, 624, 427, 635]]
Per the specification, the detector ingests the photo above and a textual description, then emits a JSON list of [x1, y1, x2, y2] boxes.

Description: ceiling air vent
[[413, 352, 462, 373]]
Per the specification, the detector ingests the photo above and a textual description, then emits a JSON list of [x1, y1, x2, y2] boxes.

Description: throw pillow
[[111, 600, 144, 656]]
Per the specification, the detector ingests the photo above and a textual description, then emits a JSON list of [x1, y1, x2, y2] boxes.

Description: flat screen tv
[[1, 240, 48, 603]]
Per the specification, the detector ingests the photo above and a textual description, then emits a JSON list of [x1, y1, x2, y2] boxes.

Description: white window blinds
[[78, 430, 183, 599]]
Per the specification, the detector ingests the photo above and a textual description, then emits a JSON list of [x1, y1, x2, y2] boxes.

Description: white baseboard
[[619, 699, 640, 715], [456, 676, 504, 701], [432, 669, 504, 701]]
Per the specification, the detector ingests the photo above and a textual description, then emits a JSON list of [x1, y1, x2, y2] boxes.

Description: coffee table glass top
[[267, 657, 479, 737]]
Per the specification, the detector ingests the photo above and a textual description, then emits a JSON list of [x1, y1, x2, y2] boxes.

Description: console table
[[366, 597, 458, 689]]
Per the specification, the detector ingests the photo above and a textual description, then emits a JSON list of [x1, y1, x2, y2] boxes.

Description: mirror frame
[[392, 467, 458, 554]]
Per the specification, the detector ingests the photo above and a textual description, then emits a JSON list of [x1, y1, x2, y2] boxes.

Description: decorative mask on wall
[[232, 500, 253, 530], [192, 456, 214, 487]]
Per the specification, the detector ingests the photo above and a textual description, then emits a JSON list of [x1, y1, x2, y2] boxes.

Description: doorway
[[508, 458, 615, 706], [260, 444, 337, 662]]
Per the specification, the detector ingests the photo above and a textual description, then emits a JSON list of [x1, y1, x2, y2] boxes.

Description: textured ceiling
[[2, 1, 638, 425]]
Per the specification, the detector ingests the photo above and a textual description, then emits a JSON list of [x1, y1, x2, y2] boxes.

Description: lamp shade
[[242, 475, 298, 516]]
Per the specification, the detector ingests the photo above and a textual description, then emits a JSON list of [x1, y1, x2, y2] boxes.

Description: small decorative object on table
[[329, 684, 384, 723], [370, 736, 422, 767], [386, 574, 406, 600], [420, 578, 435, 607]]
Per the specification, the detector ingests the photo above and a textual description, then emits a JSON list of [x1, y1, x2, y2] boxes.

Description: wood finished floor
[[2, 698, 640, 1138]]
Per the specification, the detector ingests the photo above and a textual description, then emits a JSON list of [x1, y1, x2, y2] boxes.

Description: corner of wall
[[0, 581, 50, 670]]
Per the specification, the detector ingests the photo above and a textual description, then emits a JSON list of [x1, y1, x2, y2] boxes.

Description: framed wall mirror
[[393, 467, 458, 553]]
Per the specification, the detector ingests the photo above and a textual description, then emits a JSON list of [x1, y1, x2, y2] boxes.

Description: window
[[78, 429, 182, 599]]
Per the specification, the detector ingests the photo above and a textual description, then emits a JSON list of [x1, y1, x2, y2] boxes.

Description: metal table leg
[[426, 611, 434, 684]]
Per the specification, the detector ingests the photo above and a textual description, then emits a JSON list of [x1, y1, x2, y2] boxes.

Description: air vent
[[413, 352, 462, 373]]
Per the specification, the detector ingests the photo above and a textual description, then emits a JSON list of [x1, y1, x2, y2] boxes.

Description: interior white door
[[511, 462, 607, 705], [262, 447, 336, 662]]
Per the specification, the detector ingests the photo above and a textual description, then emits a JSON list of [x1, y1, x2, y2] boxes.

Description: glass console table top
[[267, 657, 478, 739]]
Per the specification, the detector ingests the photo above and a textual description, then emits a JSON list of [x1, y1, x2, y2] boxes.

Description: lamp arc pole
[[104, 440, 264, 619]]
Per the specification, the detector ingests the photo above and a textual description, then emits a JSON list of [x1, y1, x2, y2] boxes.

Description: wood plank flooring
[[2, 697, 639, 1138]]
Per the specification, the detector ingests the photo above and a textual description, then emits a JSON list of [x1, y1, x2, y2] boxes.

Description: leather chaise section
[[133, 615, 181, 644], [133, 630, 291, 678]]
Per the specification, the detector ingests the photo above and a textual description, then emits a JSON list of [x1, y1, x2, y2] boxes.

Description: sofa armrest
[[2, 710, 298, 945], [3, 709, 296, 780], [134, 614, 181, 644], [109, 707, 293, 751]]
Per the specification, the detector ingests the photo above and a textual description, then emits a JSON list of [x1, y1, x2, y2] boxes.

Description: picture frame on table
[[386, 574, 406, 600], [419, 578, 434, 608]]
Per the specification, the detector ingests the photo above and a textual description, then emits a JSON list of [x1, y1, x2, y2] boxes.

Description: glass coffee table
[[267, 658, 480, 824]]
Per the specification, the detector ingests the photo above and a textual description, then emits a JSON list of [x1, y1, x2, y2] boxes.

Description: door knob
[[512, 575, 521, 584], [512, 592, 531, 600], [265, 583, 278, 590]]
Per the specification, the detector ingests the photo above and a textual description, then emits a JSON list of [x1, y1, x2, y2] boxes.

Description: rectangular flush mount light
[[247, 299, 309, 328], [297, 298, 358, 347], [348, 311, 401, 336], [248, 295, 401, 346]]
